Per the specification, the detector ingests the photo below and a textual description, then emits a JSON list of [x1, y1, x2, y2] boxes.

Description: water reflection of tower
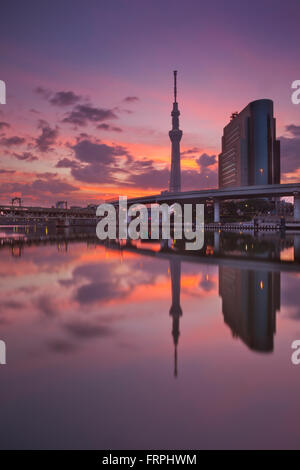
[[169, 258, 182, 377], [219, 266, 280, 352]]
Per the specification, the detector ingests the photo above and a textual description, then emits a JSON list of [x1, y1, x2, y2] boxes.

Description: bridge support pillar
[[294, 235, 300, 262], [294, 196, 300, 221], [214, 231, 220, 253], [214, 200, 220, 223]]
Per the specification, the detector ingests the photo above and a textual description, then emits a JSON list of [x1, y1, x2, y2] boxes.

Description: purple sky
[[0, 0, 300, 205]]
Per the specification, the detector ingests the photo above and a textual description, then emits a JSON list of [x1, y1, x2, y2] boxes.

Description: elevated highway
[[110, 183, 300, 222]]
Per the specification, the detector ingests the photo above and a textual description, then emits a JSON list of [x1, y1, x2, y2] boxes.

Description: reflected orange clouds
[[0, 240, 218, 329]]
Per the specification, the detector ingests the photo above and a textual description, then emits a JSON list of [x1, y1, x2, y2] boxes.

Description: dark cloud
[[48, 340, 77, 354], [76, 132, 90, 140], [67, 136, 218, 190], [197, 153, 217, 168], [73, 139, 128, 164], [67, 263, 128, 305], [75, 281, 120, 304], [181, 147, 202, 156], [0, 300, 23, 309], [70, 139, 129, 183], [129, 159, 154, 169], [65, 320, 113, 339], [55, 157, 79, 169], [35, 120, 59, 152], [280, 125, 300, 174], [130, 166, 169, 188], [50, 90, 81, 106], [97, 123, 123, 132], [0, 121, 10, 130], [35, 294, 58, 317], [0, 169, 15, 174], [62, 104, 118, 126], [35, 87, 82, 107], [31, 173, 77, 193], [0, 136, 25, 147], [13, 152, 38, 162], [286, 124, 300, 137], [0, 174, 77, 205], [71, 164, 113, 183], [129, 153, 218, 190], [280, 138, 299, 173], [182, 153, 218, 190], [182, 150, 217, 176], [72, 263, 111, 280], [34, 86, 52, 99], [123, 96, 139, 103], [70, 138, 159, 186]]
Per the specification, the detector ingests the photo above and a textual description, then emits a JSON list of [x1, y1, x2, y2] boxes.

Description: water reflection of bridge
[[0, 228, 97, 256], [1, 232, 300, 377]]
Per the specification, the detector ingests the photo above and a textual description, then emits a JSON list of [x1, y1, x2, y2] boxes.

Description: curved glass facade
[[219, 99, 280, 188]]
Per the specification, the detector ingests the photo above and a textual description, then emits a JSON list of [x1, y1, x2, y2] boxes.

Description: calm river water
[[0, 225, 300, 449]]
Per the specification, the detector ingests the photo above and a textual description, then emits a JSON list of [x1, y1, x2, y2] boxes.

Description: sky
[[0, 0, 300, 206]]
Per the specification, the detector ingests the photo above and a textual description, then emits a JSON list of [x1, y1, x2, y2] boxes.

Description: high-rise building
[[169, 71, 182, 192], [219, 99, 280, 188]]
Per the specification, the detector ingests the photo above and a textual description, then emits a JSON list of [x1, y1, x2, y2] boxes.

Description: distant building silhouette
[[219, 265, 280, 352], [219, 99, 280, 188], [169, 258, 182, 377], [169, 71, 182, 193], [56, 200, 68, 209]]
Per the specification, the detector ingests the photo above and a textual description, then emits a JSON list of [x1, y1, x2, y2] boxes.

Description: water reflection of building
[[169, 258, 182, 377], [219, 266, 280, 352], [11, 245, 22, 257]]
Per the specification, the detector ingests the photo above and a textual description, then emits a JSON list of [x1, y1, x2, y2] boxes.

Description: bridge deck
[[110, 183, 300, 206]]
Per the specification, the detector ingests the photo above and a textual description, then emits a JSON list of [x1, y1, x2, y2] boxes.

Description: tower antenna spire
[[173, 70, 177, 103]]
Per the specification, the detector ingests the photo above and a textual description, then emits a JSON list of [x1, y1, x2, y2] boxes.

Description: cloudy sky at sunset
[[0, 0, 300, 206]]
